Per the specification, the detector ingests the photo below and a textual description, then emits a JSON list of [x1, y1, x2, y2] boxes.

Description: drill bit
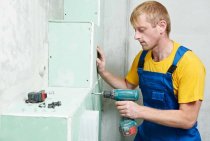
[[91, 92, 103, 95]]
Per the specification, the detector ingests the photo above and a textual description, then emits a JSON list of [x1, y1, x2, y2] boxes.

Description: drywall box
[[0, 21, 103, 141]]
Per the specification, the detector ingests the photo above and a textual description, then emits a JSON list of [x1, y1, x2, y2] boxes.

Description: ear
[[157, 20, 167, 34]]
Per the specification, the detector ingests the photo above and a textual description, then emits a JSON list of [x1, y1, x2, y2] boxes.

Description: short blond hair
[[130, 1, 171, 36]]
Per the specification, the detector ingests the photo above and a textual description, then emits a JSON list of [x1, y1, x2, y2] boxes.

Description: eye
[[136, 28, 145, 32]]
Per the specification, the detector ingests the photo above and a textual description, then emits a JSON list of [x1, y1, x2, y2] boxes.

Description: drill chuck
[[103, 90, 114, 99]]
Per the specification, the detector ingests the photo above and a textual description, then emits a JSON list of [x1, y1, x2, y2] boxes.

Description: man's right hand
[[96, 47, 106, 74], [96, 46, 137, 89]]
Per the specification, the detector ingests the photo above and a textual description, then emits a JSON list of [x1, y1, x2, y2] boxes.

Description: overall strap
[[138, 50, 148, 69], [167, 46, 190, 74]]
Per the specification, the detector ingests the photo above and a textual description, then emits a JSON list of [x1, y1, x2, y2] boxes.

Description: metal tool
[[48, 101, 62, 109]]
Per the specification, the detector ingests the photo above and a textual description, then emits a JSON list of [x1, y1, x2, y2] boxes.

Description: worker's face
[[133, 14, 161, 50]]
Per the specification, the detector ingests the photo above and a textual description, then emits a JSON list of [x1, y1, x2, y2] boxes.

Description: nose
[[134, 30, 142, 40]]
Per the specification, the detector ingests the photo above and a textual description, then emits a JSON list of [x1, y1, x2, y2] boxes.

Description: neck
[[152, 38, 173, 62]]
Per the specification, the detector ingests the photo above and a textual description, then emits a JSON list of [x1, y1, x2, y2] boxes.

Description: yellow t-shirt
[[126, 41, 206, 103]]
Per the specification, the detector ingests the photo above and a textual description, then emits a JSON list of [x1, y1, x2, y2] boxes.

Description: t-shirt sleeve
[[176, 51, 206, 103], [125, 51, 142, 86]]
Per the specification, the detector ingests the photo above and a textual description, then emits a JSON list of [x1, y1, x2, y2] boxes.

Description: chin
[[142, 46, 150, 51]]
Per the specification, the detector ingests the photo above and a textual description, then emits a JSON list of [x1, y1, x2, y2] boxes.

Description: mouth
[[140, 41, 146, 45]]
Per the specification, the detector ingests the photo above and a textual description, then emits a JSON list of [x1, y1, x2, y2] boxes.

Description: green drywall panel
[[91, 81, 102, 141], [64, 0, 100, 25], [71, 105, 85, 141], [48, 22, 92, 88], [0, 88, 100, 141], [0, 116, 67, 141]]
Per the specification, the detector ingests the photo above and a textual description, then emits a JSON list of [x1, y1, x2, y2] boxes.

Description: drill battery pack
[[25, 90, 47, 103], [120, 118, 137, 136]]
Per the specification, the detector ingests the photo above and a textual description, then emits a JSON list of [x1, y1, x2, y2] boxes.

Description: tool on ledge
[[25, 90, 47, 103], [48, 101, 62, 109], [92, 89, 139, 136]]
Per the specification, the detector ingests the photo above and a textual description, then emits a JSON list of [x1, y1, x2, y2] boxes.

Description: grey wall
[[0, 0, 49, 110], [168, 1, 210, 140], [101, 0, 129, 141]]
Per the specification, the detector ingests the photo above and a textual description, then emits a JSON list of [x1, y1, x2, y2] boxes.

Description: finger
[[97, 46, 101, 52], [121, 114, 125, 117], [119, 110, 126, 115], [97, 47, 102, 56], [116, 105, 126, 110], [96, 58, 102, 64], [115, 101, 127, 106], [121, 113, 128, 118], [97, 47, 105, 61]]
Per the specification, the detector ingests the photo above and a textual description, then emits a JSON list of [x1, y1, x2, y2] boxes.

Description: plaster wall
[[102, 0, 129, 141], [0, 0, 49, 111]]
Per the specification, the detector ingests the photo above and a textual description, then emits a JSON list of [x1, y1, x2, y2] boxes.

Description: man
[[97, 1, 206, 141]]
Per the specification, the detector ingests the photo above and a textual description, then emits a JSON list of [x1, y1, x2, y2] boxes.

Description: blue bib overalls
[[134, 46, 201, 141]]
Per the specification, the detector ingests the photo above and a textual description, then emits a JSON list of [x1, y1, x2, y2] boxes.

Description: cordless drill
[[93, 89, 139, 136]]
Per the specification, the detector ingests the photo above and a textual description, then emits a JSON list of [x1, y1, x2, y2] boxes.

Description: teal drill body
[[103, 89, 139, 136], [112, 89, 139, 101]]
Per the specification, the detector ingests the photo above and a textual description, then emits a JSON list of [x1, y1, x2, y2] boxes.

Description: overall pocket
[[151, 91, 166, 109]]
